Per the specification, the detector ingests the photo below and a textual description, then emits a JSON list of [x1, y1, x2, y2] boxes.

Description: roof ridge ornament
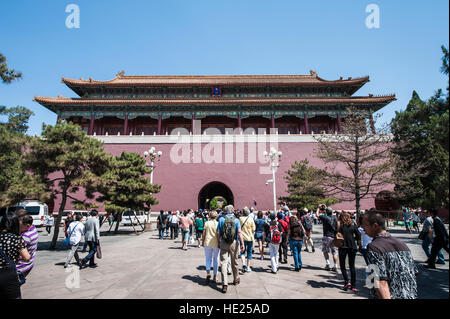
[[117, 70, 125, 78], [309, 70, 318, 76]]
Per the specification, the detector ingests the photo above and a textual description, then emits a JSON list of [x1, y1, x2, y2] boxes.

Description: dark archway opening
[[198, 181, 234, 210]]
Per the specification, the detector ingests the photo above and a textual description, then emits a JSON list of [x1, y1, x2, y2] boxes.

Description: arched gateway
[[198, 182, 234, 210]]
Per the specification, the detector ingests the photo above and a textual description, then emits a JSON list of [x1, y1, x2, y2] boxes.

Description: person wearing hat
[[318, 207, 339, 272]]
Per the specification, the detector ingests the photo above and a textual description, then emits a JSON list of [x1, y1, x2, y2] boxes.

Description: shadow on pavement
[[416, 263, 449, 298], [182, 275, 223, 292]]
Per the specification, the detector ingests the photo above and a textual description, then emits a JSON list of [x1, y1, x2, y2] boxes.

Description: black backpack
[[222, 216, 236, 244]]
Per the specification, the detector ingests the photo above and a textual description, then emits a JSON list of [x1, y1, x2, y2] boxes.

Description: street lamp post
[[143, 147, 162, 230], [264, 147, 282, 213]]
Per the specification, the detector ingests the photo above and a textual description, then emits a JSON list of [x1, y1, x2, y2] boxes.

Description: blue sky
[[0, 0, 448, 136]]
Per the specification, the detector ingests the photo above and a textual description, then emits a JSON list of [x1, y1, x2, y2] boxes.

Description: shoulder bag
[[332, 222, 345, 248], [0, 247, 26, 286]]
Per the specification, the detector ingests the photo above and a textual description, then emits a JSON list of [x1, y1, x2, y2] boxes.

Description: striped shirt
[[17, 225, 39, 273]]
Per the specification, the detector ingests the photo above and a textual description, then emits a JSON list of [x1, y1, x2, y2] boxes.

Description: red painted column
[[158, 115, 162, 135], [123, 114, 128, 135], [237, 114, 242, 129], [191, 114, 195, 134], [88, 114, 94, 135], [304, 114, 309, 134], [56, 115, 61, 124], [337, 113, 342, 133]]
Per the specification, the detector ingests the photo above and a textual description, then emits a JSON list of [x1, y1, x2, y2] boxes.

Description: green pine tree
[[25, 121, 114, 249]]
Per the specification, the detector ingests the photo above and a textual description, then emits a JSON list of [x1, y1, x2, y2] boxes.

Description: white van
[[121, 211, 146, 226], [13, 200, 49, 227]]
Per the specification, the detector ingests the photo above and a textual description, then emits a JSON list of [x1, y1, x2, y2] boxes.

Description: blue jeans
[[241, 241, 253, 259], [158, 228, 164, 239], [289, 240, 303, 269], [82, 241, 97, 265], [422, 236, 445, 262]]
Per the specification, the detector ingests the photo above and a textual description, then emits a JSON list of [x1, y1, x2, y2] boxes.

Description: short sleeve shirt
[[179, 216, 193, 230], [0, 232, 26, 269], [366, 232, 418, 299]]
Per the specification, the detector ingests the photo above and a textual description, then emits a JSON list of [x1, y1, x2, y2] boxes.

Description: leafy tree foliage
[[314, 110, 393, 213], [97, 151, 161, 214], [25, 121, 114, 249]]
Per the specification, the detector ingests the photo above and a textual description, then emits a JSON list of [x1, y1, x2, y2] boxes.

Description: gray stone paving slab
[[21, 223, 448, 299]]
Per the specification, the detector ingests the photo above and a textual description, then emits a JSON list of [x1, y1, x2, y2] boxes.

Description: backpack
[[302, 215, 312, 231], [222, 216, 236, 244], [269, 222, 281, 244]]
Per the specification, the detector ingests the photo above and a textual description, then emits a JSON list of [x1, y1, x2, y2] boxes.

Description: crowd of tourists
[[155, 203, 448, 297], [0, 202, 448, 299], [0, 209, 101, 299]]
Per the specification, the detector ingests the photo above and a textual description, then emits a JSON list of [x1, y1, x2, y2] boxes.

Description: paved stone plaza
[[22, 222, 449, 299]]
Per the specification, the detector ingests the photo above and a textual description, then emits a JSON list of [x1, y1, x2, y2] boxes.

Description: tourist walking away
[[202, 210, 220, 285], [0, 213, 31, 299], [168, 211, 179, 239], [45, 213, 54, 236], [362, 212, 418, 299], [402, 208, 412, 234], [195, 212, 206, 248], [319, 207, 339, 272], [426, 209, 449, 269], [64, 213, 85, 268], [15, 210, 38, 277], [420, 210, 445, 265], [410, 211, 420, 233], [337, 212, 361, 292], [287, 215, 306, 271], [179, 211, 193, 250], [216, 205, 244, 293], [254, 211, 266, 260], [107, 213, 114, 226], [268, 213, 283, 274], [164, 211, 170, 237], [357, 215, 372, 265], [277, 212, 288, 264], [157, 210, 166, 240], [80, 210, 100, 269], [64, 212, 73, 237], [239, 207, 256, 272], [301, 208, 315, 252]]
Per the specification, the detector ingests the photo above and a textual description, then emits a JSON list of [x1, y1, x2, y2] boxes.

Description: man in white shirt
[[64, 213, 85, 268]]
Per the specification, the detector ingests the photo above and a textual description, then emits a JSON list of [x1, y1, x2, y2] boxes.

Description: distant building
[[35, 71, 396, 212]]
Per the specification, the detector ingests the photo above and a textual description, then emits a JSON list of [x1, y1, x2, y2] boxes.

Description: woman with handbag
[[0, 213, 31, 299], [336, 212, 361, 292], [64, 213, 85, 268]]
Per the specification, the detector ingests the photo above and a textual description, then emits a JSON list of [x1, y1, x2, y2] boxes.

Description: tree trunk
[[50, 190, 67, 250], [355, 139, 360, 213]]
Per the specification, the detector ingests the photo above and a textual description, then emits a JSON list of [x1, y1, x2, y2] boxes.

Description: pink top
[[179, 216, 193, 230]]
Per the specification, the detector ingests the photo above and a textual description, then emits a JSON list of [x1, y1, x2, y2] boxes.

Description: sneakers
[[246, 266, 252, 273], [312, 247, 315, 253], [343, 283, 351, 291], [436, 260, 446, 265], [260, 256, 264, 261], [331, 267, 338, 273], [351, 287, 359, 292], [325, 264, 331, 271], [222, 285, 228, 293], [304, 248, 309, 252]]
